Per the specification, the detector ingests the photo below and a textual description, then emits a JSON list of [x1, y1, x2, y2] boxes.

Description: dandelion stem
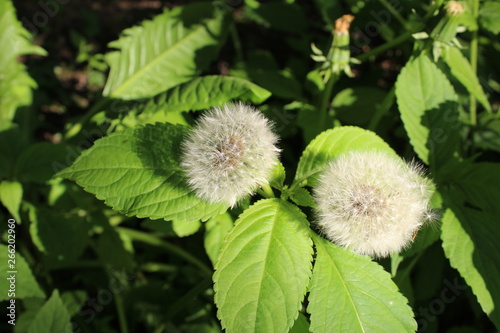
[[318, 73, 338, 133], [259, 183, 275, 198]]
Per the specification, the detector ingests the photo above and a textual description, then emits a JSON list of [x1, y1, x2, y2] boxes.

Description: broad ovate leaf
[[294, 126, 395, 187], [214, 199, 313, 333], [308, 235, 417, 333], [441, 163, 500, 330], [56, 123, 227, 222], [395, 53, 459, 167], [479, 2, 500, 34], [103, 2, 229, 100]]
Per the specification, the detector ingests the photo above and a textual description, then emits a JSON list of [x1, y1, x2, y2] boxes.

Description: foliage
[[1, 0, 500, 332]]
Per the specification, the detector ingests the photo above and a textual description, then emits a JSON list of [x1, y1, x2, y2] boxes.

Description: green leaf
[[204, 212, 234, 266], [395, 54, 459, 167], [332, 87, 387, 126], [0, 0, 46, 127], [290, 312, 310, 333], [214, 199, 313, 333], [269, 162, 286, 190], [441, 163, 500, 329], [0, 180, 23, 221], [307, 235, 417, 333], [0, 244, 45, 301], [56, 123, 227, 223], [97, 224, 136, 272], [149, 75, 271, 113], [172, 219, 202, 237], [479, 2, 500, 34], [28, 207, 89, 262], [443, 47, 491, 112], [289, 187, 316, 208], [27, 290, 72, 333], [294, 126, 395, 187], [103, 3, 229, 100]]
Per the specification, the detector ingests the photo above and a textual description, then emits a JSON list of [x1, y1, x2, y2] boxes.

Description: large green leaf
[[395, 53, 459, 167], [214, 199, 313, 333], [294, 126, 395, 187], [443, 47, 491, 112], [153, 75, 271, 113], [441, 163, 500, 329], [307, 235, 417, 333], [0, 244, 45, 301], [479, 2, 500, 34], [0, 0, 46, 128], [56, 123, 227, 222], [27, 290, 72, 333], [103, 3, 229, 100]]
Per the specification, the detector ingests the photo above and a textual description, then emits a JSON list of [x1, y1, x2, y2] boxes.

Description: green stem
[[356, 30, 415, 63], [117, 227, 212, 276], [469, 0, 480, 126], [317, 73, 338, 133], [367, 86, 396, 131], [378, 0, 408, 29], [104, 267, 129, 333], [64, 98, 109, 140], [230, 23, 244, 63], [259, 183, 275, 199]]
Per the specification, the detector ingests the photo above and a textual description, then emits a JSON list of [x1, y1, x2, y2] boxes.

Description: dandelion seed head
[[313, 150, 434, 258], [181, 102, 280, 207]]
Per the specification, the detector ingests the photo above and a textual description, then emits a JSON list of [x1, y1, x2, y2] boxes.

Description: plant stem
[[356, 30, 415, 63], [117, 227, 212, 276], [317, 73, 338, 133], [378, 0, 408, 29], [230, 23, 243, 64], [367, 86, 396, 131], [104, 267, 129, 333], [259, 182, 275, 198], [64, 98, 109, 140], [469, 0, 480, 126]]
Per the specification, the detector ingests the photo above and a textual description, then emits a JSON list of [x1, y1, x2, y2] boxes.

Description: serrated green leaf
[[173, 219, 202, 237], [0, 244, 45, 301], [204, 212, 233, 265], [307, 235, 417, 333], [0, 0, 46, 127], [395, 54, 459, 167], [103, 3, 228, 100], [294, 126, 395, 187], [441, 163, 500, 329], [479, 2, 500, 34], [0, 180, 23, 222], [269, 162, 286, 190], [56, 123, 227, 223], [150, 75, 271, 113], [443, 47, 491, 112], [27, 290, 72, 333], [289, 187, 316, 208], [214, 199, 313, 333]]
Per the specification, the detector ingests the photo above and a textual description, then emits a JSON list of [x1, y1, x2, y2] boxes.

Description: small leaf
[[289, 187, 315, 208], [269, 162, 286, 190], [0, 180, 23, 222], [172, 219, 202, 237], [443, 47, 491, 112], [27, 290, 72, 333], [56, 123, 227, 223], [294, 126, 395, 187], [395, 54, 460, 167], [214, 199, 313, 333], [204, 212, 233, 265], [441, 163, 500, 329], [0, 244, 45, 301], [307, 235, 417, 333], [479, 2, 500, 34], [103, 3, 229, 100]]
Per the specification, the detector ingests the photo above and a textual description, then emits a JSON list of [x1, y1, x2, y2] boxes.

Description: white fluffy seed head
[[181, 102, 280, 207], [313, 150, 434, 258]]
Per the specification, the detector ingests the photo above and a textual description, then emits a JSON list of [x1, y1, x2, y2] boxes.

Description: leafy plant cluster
[[1, 0, 500, 332]]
